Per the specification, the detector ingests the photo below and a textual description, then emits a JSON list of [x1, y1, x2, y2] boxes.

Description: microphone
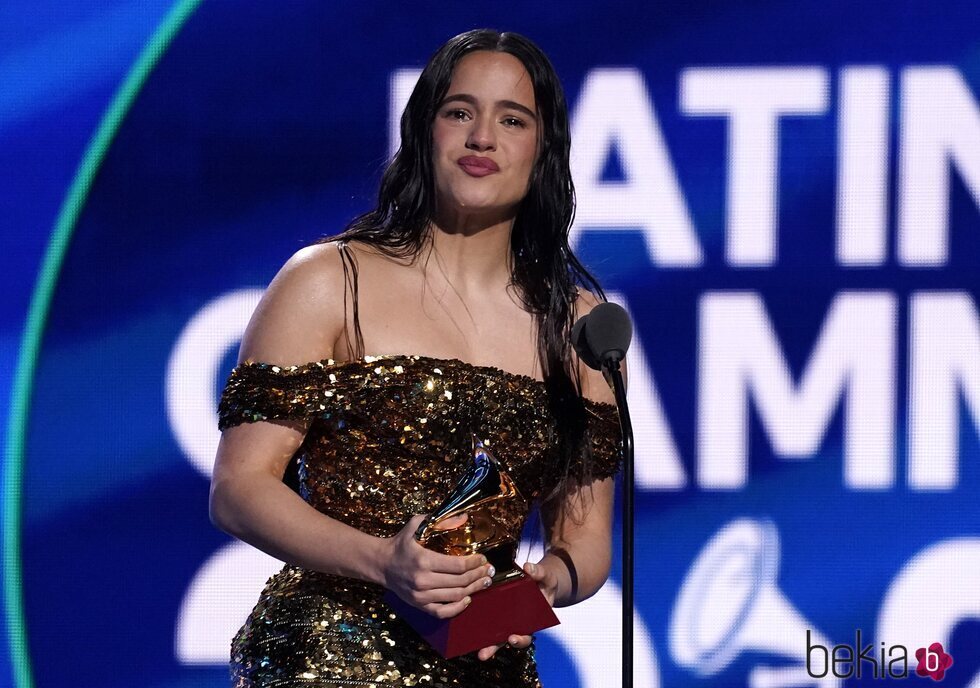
[[571, 302, 632, 369], [571, 299, 635, 687]]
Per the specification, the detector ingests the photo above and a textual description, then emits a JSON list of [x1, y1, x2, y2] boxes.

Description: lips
[[458, 156, 499, 176]]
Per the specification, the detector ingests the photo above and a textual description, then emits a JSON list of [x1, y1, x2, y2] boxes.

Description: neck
[[422, 216, 515, 295]]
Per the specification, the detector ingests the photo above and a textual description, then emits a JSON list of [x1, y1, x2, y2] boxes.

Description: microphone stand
[[604, 357, 634, 688]]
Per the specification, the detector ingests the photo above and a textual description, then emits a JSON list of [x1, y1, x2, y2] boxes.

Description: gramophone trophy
[[383, 435, 560, 658]]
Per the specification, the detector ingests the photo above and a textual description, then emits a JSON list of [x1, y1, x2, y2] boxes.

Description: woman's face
[[431, 50, 540, 225]]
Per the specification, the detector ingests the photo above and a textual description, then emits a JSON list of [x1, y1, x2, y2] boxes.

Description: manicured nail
[[527, 563, 536, 573], [464, 596, 472, 606], [480, 555, 488, 565], [483, 577, 492, 588], [486, 565, 496, 578]]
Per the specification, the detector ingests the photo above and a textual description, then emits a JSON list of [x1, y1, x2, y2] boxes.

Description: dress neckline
[[348, 353, 544, 385], [246, 353, 617, 410], [249, 353, 542, 384]]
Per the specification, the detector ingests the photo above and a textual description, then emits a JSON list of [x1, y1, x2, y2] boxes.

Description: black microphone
[[571, 300, 635, 688], [571, 301, 632, 369]]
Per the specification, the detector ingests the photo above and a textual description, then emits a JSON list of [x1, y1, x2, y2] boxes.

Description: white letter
[[166, 289, 263, 478], [570, 68, 702, 267], [681, 68, 828, 266], [698, 292, 896, 489], [878, 538, 980, 662], [175, 541, 283, 664], [837, 66, 891, 266], [606, 291, 686, 490], [388, 69, 421, 157], [908, 292, 980, 489], [899, 67, 980, 266]]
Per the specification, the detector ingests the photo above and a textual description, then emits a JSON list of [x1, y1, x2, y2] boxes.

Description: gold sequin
[[219, 354, 621, 687]]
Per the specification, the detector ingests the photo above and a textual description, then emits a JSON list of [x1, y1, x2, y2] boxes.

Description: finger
[[524, 561, 557, 586], [523, 561, 545, 580], [428, 550, 487, 574], [507, 634, 532, 649], [478, 643, 503, 661], [415, 574, 493, 604], [432, 512, 468, 531], [404, 514, 428, 533], [423, 595, 471, 619], [522, 561, 557, 604], [420, 563, 494, 590], [419, 576, 493, 602]]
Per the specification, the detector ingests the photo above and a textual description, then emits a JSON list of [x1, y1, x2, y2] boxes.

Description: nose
[[465, 116, 496, 152]]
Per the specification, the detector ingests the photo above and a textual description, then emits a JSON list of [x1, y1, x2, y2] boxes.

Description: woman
[[210, 29, 625, 686]]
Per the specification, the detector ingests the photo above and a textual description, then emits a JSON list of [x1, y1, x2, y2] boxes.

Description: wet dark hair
[[323, 29, 609, 519]]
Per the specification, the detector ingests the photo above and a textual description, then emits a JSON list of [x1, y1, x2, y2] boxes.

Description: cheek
[[431, 123, 453, 160], [430, 129, 453, 186], [521, 136, 540, 172], [519, 147, 538, 184]]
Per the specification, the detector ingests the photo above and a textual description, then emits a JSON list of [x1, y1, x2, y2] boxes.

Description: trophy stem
[[482, 543, 521, 583], [394, 434, 553, 658]]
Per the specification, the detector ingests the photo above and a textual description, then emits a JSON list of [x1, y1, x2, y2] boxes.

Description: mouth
[[458, 156, 500, 176]]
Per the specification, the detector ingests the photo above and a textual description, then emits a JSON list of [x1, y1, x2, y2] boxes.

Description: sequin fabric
[[218, 354, 622, 687]]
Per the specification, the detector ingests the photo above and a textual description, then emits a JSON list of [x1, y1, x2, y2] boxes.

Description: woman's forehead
[[446, 51, 536, 111]]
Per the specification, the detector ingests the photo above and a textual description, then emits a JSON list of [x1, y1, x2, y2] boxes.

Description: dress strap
[[336, 240, 365, 361]]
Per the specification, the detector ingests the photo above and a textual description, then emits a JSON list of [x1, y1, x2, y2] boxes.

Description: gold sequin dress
[[218, 353, 622, 687]]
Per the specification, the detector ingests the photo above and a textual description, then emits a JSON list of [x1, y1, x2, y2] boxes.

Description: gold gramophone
[[414, 435, 525, 583], [384, 434, 560, 658]]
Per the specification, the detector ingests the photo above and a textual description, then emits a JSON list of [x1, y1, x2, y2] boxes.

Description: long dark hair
[[324, 29, 607, 517]]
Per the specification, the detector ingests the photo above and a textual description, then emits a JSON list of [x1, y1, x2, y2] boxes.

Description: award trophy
[[383, 435, 560, 658]]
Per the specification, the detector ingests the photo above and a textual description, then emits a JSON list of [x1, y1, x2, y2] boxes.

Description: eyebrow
[[440, 93, 538, 121]]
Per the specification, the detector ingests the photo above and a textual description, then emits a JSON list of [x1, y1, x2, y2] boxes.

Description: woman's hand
[[476, 559, 559, 661], [382, 514, 495, 619]]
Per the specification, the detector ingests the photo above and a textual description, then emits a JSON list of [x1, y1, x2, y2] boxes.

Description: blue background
[[2, 1, 979, 686]]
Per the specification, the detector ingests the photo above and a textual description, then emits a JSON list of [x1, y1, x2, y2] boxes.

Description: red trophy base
[[383, 574, 560, 659]]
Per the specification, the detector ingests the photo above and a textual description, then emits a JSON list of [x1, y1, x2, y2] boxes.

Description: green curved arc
[[3, 1, 203, 685]]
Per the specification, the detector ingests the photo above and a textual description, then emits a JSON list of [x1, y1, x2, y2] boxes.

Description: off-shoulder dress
[[220, 244, 622, 687]]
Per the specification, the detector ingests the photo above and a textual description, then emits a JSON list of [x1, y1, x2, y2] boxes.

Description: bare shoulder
[[338, 237, 418, 269], [237, 241, 349, 367], [573, 288, 603, 318]]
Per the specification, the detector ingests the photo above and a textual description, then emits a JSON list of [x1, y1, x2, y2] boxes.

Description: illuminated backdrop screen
[[2, 1, 979, 686]]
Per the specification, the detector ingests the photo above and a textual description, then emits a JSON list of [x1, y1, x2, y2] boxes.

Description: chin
[[437, 188, 522, 221], [452, 194, 504, 212], [456, 199, 499, 212]]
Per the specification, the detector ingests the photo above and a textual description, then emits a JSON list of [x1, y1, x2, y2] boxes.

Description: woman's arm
[[211, 419, 391, 581], [477, 469, 619, 660], [538, 475, 616, 607], [209, 243, 492, 618], [536, 287, 626, 605], [476, 289, 627, 659]]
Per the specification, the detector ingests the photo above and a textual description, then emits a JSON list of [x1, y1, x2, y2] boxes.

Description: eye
[[444, 108, 470, 121], [502, 116, 527, 128]]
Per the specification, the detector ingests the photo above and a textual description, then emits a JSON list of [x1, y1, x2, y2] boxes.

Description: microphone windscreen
[[571, 315, 602, 370], [583, 302, 632, 363]]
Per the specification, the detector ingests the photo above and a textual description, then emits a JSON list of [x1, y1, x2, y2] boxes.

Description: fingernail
[[480, 555, 488, 565], [483, 577, 492, 588], [509, 636, 518, 645], [527, 563, 536, 573], [486, 565, 496, 578], [464, 596, 472, 606]]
